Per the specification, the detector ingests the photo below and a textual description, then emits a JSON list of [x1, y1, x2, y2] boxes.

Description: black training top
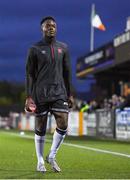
[[26, 37, 72, 104]]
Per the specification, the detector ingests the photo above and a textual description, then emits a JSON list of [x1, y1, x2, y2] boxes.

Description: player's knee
[[35, 116, 47, 136], [57, 121, 68, 131], [62, 122, 68, 130], [35, 128, 46, 136], [35, 121, 46, 136], [56, 127, 67, 136]]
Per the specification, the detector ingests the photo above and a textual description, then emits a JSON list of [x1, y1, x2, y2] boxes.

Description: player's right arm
[[25, 47, 37, 112]]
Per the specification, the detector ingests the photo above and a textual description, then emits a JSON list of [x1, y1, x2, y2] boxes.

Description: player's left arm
[[63, 45, 74, 108], [25, 47, 37, 112]]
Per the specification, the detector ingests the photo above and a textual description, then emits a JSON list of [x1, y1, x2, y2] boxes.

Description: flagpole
[[90, 4, 95, 52]]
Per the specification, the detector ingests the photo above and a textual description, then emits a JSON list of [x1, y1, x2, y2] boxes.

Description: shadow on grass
[[0, 168, 55, 179]]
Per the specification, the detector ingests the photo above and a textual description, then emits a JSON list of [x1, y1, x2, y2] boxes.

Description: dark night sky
[[0, 0, 130, 92]]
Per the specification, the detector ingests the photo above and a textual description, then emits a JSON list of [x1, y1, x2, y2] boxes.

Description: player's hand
[[25, 97, 36, 113], [68, 96, 74, 108]]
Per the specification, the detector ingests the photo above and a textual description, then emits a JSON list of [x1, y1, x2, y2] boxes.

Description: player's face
[[42, 20, 57, 37]]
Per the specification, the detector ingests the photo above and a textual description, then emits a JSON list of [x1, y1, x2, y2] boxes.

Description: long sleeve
[[63, 46, 73, 97], [25, 47, 37, 97]]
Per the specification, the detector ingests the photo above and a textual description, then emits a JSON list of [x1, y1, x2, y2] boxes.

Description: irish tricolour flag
[[91, 8, 106, 31]]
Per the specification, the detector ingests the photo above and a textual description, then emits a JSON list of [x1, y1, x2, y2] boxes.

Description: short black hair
[[40, 16, 56, 25]]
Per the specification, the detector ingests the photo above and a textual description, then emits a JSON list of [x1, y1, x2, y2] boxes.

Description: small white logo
[[41, 50, 46, 54], [63, 102, 68, 106]]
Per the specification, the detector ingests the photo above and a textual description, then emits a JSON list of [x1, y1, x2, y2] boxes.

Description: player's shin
[[35, 133, 45, 164], [49, 127, 67, 159], [35, 115, 47, 165]]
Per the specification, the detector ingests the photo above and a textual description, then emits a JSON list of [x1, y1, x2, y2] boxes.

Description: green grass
[[1, 130, 130, 179]]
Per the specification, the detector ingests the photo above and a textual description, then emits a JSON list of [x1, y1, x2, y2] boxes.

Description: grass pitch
[[0, 130, 130, 179]]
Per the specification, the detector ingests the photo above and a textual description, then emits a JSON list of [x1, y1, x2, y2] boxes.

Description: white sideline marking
[[2, 131, 130, 158], [63, 142, 130, 158]]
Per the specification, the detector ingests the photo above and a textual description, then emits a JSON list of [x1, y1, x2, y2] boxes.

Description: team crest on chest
[[58, 48, 62, 54]]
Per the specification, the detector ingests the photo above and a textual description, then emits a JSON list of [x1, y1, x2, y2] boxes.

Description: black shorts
[[36, 99, 69, 116]]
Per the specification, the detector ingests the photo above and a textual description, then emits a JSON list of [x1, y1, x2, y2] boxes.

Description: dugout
[[76, 30, 130, 101]]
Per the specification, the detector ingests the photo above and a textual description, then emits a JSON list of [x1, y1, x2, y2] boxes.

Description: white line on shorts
[[2, 131, 130, 158]]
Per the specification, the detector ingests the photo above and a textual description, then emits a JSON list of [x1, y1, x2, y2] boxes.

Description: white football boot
[[46, 155, 61, 172]]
